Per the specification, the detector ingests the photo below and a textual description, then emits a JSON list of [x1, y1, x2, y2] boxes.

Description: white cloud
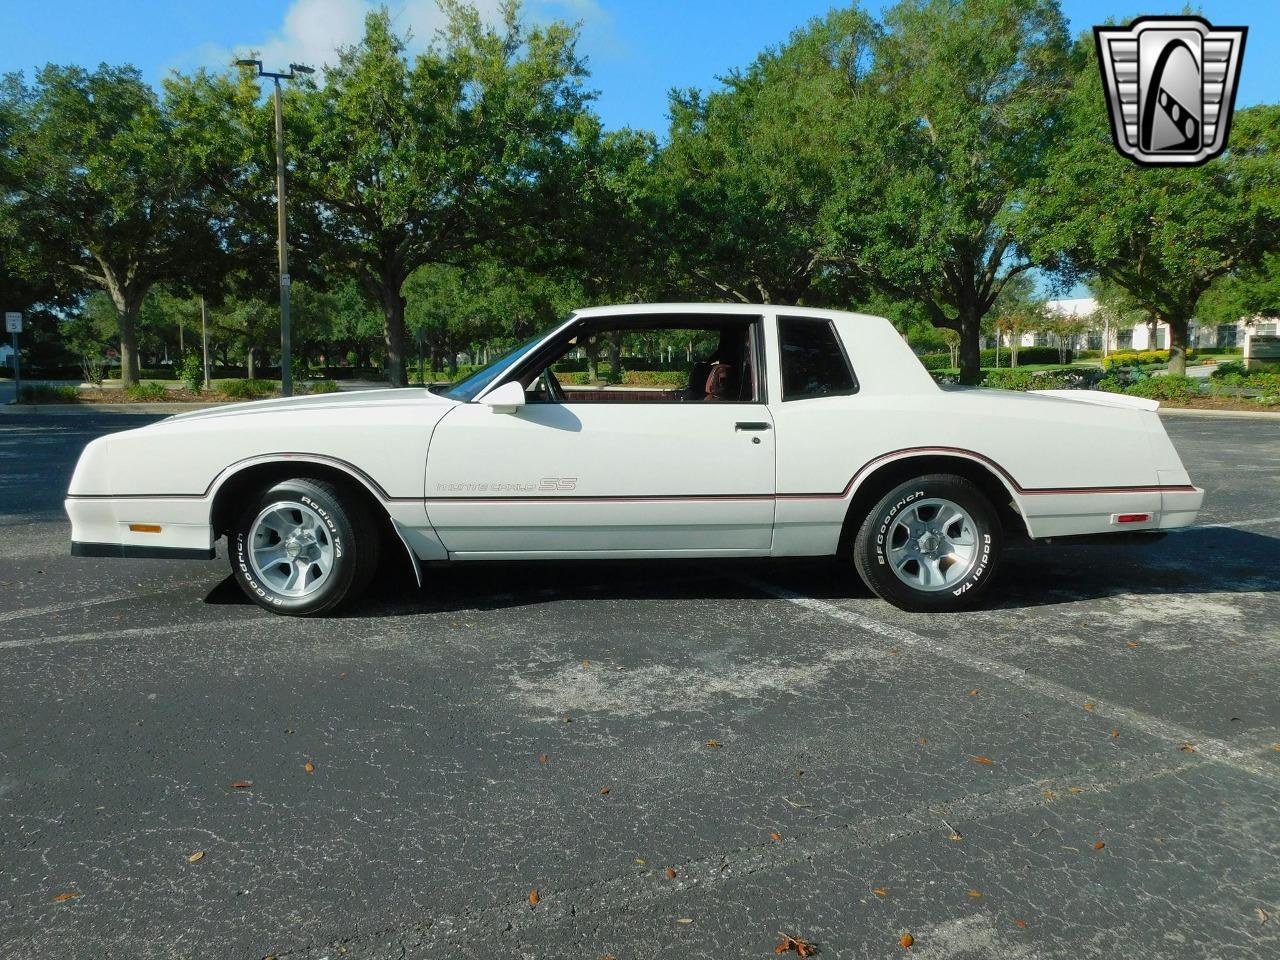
[[201, 0, 612, 74]]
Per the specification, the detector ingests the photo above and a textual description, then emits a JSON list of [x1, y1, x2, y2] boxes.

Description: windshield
[[441, 324, 563, 402]]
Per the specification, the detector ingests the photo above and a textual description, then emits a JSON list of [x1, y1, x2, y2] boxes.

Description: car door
[[423, 334, 776, 558]]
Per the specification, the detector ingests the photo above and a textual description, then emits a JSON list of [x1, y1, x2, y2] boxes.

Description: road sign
[[4, 312, 20, 334]]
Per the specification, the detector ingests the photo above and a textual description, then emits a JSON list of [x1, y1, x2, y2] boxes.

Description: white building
[[986, 297, 1276, 353]]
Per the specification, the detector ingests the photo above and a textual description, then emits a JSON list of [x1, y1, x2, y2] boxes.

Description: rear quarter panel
[[766, 311, 1182, 551]]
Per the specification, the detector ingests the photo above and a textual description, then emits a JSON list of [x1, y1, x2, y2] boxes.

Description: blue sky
[[0, 1, 1273, 134]]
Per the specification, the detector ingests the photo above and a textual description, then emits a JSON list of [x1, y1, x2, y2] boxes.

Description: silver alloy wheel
[[885, 497, 980, 592], [247, 501, 336, 598]]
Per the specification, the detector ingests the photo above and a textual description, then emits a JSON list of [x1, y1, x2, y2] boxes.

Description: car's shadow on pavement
[[202, 527, 1280, 617]]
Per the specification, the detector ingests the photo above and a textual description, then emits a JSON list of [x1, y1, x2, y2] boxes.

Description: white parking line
[[745, 579, 1280, 785], [0, 588, 182, 625], [1193, 516, 1280, 531], [0, 619, 235, 650]]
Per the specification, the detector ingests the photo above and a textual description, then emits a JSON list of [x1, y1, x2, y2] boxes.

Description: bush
[[80, 354, 106, 386], [620, 370, 688, 387], [107, 366, 176, 380], [19, 384, 79, 403], [983, 346, 1072, 366], [178, 351, 204, 392], [981, 367, 1082, 391], [1211, 360, 1248, 379], [916, 352, 952, 371], [917, 346, 1074, 370], [1095, 376, 1125, 394], [124, 382, 168, 401], [221, 379, 276, 400], [1122, 375, 1201, 402], [1193, 346, 1244, 355], [1245, 372, 1280, 394], [1102, 349, 1199, 370], [305, 380, 340, 394]]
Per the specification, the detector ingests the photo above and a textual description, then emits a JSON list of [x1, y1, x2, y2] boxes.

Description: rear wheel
[[852, 474, 1001, 612], [230, 477, 379, 616]]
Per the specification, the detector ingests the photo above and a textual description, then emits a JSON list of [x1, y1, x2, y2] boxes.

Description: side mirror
[[480, 380, 526, 414]]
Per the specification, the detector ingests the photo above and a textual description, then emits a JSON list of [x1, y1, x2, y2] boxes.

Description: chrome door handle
[[734, 421, 771, 431]]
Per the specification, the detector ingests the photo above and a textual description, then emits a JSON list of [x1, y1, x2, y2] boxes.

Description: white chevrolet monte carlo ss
[[66, 304, 1204, 616]]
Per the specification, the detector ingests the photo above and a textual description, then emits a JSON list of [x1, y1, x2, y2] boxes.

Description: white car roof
[[572, 302, 879, 322]]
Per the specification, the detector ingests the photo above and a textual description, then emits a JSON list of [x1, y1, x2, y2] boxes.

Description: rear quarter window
[[779, 317, 858, 401]]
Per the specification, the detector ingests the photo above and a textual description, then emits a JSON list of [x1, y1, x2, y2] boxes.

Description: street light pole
[[236, 58, 313, 397], [201, 295, 211, 391], [271, 77, 292, 397]]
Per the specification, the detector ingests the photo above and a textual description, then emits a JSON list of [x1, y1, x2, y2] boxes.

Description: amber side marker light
[[1115, 514, 1152, 524], [128, 523, 163, 533]]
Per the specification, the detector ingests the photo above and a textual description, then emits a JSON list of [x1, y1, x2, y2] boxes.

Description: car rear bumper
[[1158, 485, 1205, 530], [1021, 485, 1204, 538]]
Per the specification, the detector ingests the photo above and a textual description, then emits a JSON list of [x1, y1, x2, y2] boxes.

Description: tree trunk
[[246, 346, 256, 380], [117, 300, 142, 388], [583, 335, 600, 382], [957, 311, 982, 386], [608, 331, 621, 382], [101, 270, 144, 388], [380, 282, 408, 386], [106, 287, 144, 388], [1166, 316, 1189, 376]]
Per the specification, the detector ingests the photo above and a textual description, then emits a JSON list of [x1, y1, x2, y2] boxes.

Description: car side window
[[522, 320, 763, 403], [778, 317, 858, 401]]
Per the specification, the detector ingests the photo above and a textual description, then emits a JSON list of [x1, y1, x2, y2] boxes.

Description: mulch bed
[[1161, 396, 1278, 412], [75, 389, 278, 404]]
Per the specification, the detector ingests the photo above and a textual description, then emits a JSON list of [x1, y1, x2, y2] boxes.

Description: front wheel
[[852, 474, 1001, 612], [230, 477, 379, 616]]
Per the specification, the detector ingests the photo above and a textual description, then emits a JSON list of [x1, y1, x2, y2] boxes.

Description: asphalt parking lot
[[1, 411, 1278, 960]]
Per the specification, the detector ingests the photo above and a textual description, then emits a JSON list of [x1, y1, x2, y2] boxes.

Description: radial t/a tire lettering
[[852, 473, 1001, 612], [229, 477, 379, 616]]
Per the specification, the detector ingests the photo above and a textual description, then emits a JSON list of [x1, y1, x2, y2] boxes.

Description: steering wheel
[[541, 367, 568, 404]]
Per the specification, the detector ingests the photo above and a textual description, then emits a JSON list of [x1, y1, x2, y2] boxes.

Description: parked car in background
[[66, 303, 1203, 615]]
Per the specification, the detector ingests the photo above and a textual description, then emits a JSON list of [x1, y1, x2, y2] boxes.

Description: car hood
[[160, 387, 458, 425]]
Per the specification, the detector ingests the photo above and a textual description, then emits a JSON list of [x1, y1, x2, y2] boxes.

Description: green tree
[[0, 65, 222, 385], [988, 273, 1044, 367], [656, 7, 879, 305], [1022, 36, 1280, 376], [821, 0, 1071, 384], [291, 2, 590, 385], [537, 113, 661, 306], [1089, 277, 1151, 356], [1198, 252, 1280, 327], [404, 260, 575, 380]]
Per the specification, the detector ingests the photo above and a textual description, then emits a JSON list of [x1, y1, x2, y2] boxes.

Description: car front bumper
[[65, 496, 216, 560]]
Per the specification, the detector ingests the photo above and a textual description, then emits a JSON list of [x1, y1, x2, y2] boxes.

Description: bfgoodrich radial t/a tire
[[853, 474, 1001, 612], [230, 477, 379, 616]]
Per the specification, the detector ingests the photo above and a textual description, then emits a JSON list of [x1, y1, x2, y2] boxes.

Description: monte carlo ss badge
[[1095, 16, 1246, 167]]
